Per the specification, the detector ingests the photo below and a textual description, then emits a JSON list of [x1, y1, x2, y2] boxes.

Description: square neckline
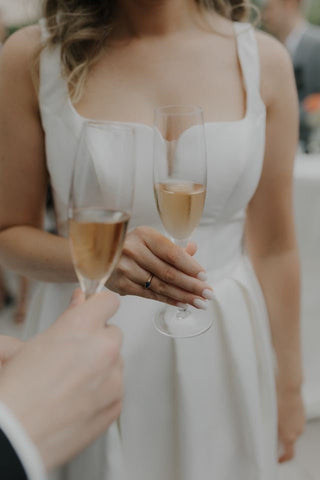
[[67, 22, 252, 130]]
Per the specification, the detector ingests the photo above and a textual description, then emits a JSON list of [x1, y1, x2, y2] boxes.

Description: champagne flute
[[153, 105, 212, 338], [69, 121, 135, 298]]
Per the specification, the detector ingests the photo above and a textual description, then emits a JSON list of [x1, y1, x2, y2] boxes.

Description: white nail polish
[[193, 298, 208, 310], [177, 303, 188, 309], [202, 289, 214, 300], [197, 271, 207, 281]]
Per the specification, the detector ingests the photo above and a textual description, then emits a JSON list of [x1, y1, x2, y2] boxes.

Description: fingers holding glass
[[108, 239, 213, 307], [153, 105, 212, 337]]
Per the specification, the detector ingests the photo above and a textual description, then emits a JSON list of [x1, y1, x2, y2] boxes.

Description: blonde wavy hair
[[43, 0, 250, 101]]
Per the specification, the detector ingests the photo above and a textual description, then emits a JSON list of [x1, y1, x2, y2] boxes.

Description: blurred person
[[262, 0, 320, 151], [0, 289, 123, 480], [0, 9, 6, 46], [0, 269, 13, 311], [0, 1, 304, 479], [0, 268, 30, 323]]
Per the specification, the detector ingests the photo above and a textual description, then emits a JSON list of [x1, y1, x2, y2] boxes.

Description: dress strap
[[38, 19, 68, 116], [233, 22, 265, 117]]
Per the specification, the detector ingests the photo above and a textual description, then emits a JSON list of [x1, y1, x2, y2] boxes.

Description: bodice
[[39, 21, 266, 278]]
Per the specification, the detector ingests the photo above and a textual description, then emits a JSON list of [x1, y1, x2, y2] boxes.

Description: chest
[[74, 35, 246, 125], [41, 24, 266, 231]]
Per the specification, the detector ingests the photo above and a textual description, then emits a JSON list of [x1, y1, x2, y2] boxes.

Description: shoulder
[[0, 25, 42, 88], [1, 25, 41, 66], [0, 25, 42, 104], [255, 29, 290, 65], [254, 29, 296, 107]]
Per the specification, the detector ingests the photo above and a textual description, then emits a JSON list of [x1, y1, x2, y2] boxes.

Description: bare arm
[[246, 33, 304, 461], [0, 27, 75, 282]]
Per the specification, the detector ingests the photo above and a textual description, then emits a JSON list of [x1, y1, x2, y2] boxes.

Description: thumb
[[185, 241, 198, 257], [68, 288, 86, 309], [0, 336, 24, 366], [59, 290, 121, 332], [80, 291, 120, 329]]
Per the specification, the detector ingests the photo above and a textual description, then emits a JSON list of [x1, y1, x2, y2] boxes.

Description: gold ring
[[144, 273, 154, 289]]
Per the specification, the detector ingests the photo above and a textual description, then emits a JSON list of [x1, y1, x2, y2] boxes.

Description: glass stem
[[174, 237, 190, 318], [176, 304, 189, 319], [174, 238, 188, 248], [81, 278, 102, 299]]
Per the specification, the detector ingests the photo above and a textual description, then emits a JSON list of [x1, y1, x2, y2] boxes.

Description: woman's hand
[[107, 226, 213, 309], [277, 384, 305, 463]]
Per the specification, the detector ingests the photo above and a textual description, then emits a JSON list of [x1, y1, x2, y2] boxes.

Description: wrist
[[276, 373, 303, 394], [275, 353, 303, 391]]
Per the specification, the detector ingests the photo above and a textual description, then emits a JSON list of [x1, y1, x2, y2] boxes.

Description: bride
[[0, 0, 304, 478]]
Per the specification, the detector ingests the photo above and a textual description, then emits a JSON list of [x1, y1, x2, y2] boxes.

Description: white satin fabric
[[294, 155, 320, 420], [25, 21, 278, 480]]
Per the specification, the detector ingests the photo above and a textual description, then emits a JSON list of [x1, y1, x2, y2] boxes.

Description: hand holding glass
[[153, 105, 212, 338]]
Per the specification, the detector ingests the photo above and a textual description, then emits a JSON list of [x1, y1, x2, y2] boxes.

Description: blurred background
[[0, 0, 41, 33], [0, 1, 320, 479]]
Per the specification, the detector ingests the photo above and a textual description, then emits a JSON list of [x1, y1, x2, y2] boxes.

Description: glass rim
[[154, 104, 204, 116]]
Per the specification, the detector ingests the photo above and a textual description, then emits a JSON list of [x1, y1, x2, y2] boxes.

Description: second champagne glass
[[69, 121, 135, 298], [153, 105, 213, 338]]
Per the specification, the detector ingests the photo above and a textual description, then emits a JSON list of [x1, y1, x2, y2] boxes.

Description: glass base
[[153, 305, 213, 338]]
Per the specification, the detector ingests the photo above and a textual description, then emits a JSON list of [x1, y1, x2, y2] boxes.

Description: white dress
[[26, 21, 278, 480]]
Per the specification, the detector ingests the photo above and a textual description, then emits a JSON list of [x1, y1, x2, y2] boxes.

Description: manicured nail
[[197, 271, 207, 281], [202, 289, 214, 300], [177, 303, 188, 309], [193, 298, 208, 310]]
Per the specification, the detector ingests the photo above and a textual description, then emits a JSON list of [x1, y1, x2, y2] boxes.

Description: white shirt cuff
[[0, 401, 47, 480]]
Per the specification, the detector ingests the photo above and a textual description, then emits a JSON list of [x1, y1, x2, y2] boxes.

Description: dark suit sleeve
[[0, 428, 27, 479], [0, 402, 46, 480]]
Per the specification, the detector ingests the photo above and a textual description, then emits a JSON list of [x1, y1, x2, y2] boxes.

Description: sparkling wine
[[69, 208, 129, 283], [154, 182, 206, 239]]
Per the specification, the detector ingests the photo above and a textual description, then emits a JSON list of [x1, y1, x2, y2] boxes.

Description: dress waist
[[56, 210, 246, 284], [192, 216, 245, 282]]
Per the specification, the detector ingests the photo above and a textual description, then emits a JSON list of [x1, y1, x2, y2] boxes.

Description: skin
[[0, 289, 123, 471], [246, 35, 304, 461], [0, 0, 304, 463]]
